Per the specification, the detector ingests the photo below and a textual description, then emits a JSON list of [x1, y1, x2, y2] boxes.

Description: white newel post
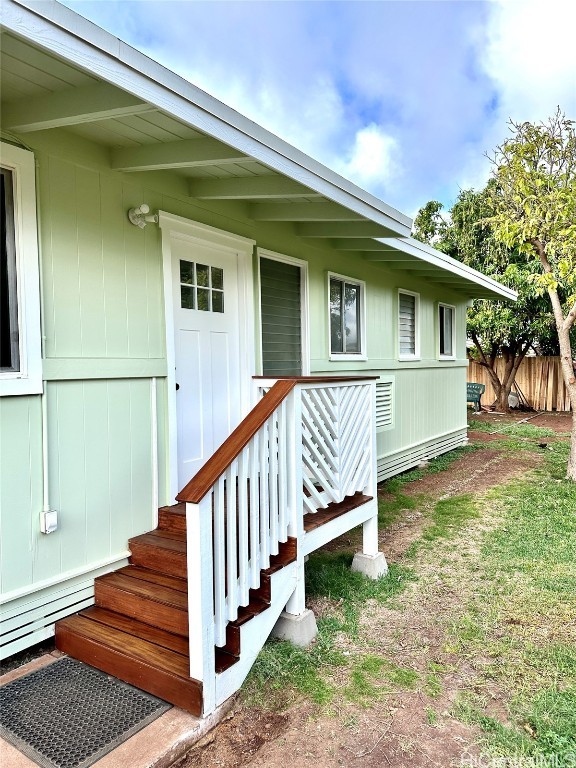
[[352, 380, 389, 580], [186, 496, 216, 714]]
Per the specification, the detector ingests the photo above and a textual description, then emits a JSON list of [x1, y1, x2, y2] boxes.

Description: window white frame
[[437, 302, 456, 360], [257, 248, 310, 376], [0, 142, 42, 396], [398, 289, 420, 361], [328, 271, 367, 361]]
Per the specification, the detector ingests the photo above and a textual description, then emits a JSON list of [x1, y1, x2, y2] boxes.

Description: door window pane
[[180, 260, 224, 312], [211, 267, 223, 290], [180, 285, 195, 310], [197, 287, 210, 311], [212, 290, 224, 313], [196, 263, 209, 287]]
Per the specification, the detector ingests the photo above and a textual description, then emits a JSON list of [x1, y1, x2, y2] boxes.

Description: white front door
[[171, 236, 243, 488]]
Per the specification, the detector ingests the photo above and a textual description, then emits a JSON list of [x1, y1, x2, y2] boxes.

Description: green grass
[[468, 418, 557, 438], [449, 444, 576, 762], [242, 555, 416, 709], [421, 494, 479, 544]]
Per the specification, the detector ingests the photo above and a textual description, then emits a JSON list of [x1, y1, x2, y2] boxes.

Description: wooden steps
[[56, 505, 200, 713], [55, 609, 202, 714], [55, 505, 298, 716]]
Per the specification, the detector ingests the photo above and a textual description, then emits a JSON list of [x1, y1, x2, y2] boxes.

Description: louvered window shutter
[[399, 293, 416, 356], [260, 258, 302, 376]]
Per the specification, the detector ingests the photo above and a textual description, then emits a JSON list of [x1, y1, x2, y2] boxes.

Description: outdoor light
[[128, 203, 158, 229]]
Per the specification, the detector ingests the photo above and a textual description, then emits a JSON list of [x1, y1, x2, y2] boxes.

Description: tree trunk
[[542, 281, 576, 479]]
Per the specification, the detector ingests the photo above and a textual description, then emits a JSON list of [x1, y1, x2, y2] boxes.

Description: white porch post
[[352, 380, 388, 579], [272, 383, 317, 646], [186, 497, 216, 714]]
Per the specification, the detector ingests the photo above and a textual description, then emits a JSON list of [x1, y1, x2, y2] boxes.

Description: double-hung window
[[438, 303, 455, 358], [0, 142, 42, 396], [398, 290, 419, 359], [329, 273, 365, 359]]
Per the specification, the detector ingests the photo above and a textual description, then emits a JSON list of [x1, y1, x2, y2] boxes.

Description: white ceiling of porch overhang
[[0, 6, 515, 303]]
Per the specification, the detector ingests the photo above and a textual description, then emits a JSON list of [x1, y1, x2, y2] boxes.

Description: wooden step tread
[[56, 614, 202, 715], [130, 530, 187, 550], [116, 565, 187, 593], [57, 614, 191, 679], [96, 572, 188, 610], [158, 503, 185, 517], [215, 648, 239, 673], [80, 606, 189, 656], [158, 503, 186, 533], [304, 492, 373, 532]]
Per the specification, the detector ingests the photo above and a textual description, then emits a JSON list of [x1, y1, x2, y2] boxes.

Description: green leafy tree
[[414, 189, 555, 413], [412, 200, 447, 245], [486, 109, 576, 479]]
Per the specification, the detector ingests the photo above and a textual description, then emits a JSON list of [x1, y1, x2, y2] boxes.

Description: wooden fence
[[467, 356, 572, 411]]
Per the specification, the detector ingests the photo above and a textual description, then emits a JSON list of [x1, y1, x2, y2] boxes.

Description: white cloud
[[334, 124, 401, 193], [484, 0, 576, 123]]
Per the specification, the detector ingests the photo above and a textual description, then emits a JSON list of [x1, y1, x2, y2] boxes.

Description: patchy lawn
[[178, 412, 575, 768]]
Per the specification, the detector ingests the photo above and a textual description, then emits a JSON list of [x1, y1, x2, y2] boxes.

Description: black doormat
[[0, 657, 171, 768]]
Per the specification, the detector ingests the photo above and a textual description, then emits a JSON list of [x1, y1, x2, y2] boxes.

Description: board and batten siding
[[260, 257, 302, 376], [1, 147, 170, 657]]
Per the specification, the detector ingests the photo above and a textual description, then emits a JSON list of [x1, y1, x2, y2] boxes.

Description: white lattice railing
[[177, 376, 376, 712], [300, 382, 373, 514]]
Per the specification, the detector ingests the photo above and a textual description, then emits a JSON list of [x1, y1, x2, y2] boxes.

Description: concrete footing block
[[351, 552, 389, 580], [271, 609, 318, 647]]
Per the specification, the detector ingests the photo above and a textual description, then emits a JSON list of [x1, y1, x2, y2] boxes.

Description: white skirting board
[[377, 428, 468, 482], [0, 556, 129, 659]]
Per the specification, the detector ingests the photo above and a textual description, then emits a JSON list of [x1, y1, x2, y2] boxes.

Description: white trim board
[[158, 212, 256, 502]]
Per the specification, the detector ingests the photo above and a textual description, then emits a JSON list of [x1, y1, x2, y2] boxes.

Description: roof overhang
[[363, 237, 517, 301], [0, 0, 515, 301]]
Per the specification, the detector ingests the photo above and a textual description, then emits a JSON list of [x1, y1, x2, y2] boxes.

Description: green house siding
[[1, 128, 469, 656]]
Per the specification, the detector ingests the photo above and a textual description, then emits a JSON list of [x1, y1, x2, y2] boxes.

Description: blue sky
[[60, 0, 575, 219]]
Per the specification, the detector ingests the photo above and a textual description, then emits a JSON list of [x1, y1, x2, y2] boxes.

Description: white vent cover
[[376, 380, 394, 429]]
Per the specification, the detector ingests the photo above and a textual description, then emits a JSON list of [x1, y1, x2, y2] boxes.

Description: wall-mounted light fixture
[[128, 203, 159, 229]]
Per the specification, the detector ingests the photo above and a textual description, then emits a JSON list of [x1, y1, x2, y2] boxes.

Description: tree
[[412, 200, 447, 245], [414, 189, 555, 412], [486, 109, 576, 479]]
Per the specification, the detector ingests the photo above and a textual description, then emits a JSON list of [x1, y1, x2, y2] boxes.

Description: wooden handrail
[[176, 379, 298, 504], [253, 375, 379, 382]]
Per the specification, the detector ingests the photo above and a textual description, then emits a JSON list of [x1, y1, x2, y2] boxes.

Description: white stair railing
[[179, 376, 376, 715]]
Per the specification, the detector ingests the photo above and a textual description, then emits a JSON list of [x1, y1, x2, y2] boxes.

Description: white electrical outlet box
[[40, 509, 58, 534]]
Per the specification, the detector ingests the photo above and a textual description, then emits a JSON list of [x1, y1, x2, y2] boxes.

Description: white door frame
[[159, 212, 256, 502], [257, 248, 310, 376]]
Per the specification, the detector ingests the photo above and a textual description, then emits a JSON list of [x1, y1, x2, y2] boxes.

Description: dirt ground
[[177, 412, 571, 768]]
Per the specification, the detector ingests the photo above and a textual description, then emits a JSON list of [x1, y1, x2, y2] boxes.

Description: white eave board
[[377, 237, 517, 301]]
